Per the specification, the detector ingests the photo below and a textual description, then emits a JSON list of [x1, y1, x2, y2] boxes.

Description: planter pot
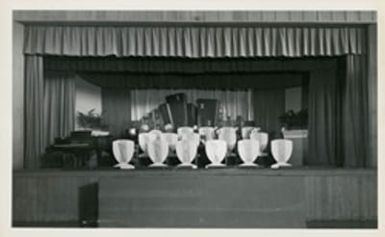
[[75, 128, 110, 137], [282, 129, 308, 139], [282, 129, 308, 166]]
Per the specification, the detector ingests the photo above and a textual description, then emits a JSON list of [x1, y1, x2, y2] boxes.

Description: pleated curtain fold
[[24, 58, 76, 169], [43, 72, 76, 147], [24, 25, 364, 57], [307, 68, 340, 166], [24, 55, 45, 169], [307, 55, 370, 167], [342, 55, 369, 167], [252, 89, 285, 138]]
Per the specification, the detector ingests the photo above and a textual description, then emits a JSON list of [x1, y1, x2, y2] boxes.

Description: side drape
[[307, 68, 339, 166], [367, 25, 377, 167], [43, 72, 76, 147], [253, 89, 285, 138], [342, 55, 369, 167], [24, 56, 44, 169], [102, 89, 131, 137]]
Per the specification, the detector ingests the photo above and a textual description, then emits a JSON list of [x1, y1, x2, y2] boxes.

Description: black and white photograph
[[1, 0, 384, 236]]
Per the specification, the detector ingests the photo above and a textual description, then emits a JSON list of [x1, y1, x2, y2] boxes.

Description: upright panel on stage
[[165, 93, 188, 127], [196, 99, 219, 126]]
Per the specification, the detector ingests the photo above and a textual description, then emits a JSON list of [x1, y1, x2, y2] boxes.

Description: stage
[[11, 10, 378, 230], [12, 168, 377, 228]]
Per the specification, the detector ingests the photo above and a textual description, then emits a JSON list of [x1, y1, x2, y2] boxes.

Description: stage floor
[[12, 168, 377, 228]]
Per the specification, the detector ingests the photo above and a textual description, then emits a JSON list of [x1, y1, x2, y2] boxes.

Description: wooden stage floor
[[12, 168, 377, 228]]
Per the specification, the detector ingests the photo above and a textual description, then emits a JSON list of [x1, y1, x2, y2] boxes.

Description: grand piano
[[42, 130, 114, 169]]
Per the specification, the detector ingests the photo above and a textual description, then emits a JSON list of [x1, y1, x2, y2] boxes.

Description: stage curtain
[[22, 24, 370, 168], [24, 55, 45, 169], [252, 89, 285, 138], [25, 57, 76, 169], [25, 25, 364, 57], [131, 89, 253, 121], [102, 89, 131, 137], [43, 72, 76, 147], [307, 56, 369, 167], [342, 55, 369, 167], [307, 68, 340, 166]]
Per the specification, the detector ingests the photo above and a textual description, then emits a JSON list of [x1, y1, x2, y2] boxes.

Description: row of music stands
[[113, 127, 293, 169]]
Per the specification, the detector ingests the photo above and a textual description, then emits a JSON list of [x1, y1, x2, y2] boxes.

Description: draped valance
[[79, 72, 305, 90], [44, 56, 338, 73], [24, 25, 365, 57]]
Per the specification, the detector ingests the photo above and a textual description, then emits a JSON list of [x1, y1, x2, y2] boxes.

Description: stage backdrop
[[130, 89, 254, 122]]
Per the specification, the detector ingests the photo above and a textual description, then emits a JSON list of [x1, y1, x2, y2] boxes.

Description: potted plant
[[278, 108, 308, 166], [278, 108, 308, 130], [76, 109, 108, 131]]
